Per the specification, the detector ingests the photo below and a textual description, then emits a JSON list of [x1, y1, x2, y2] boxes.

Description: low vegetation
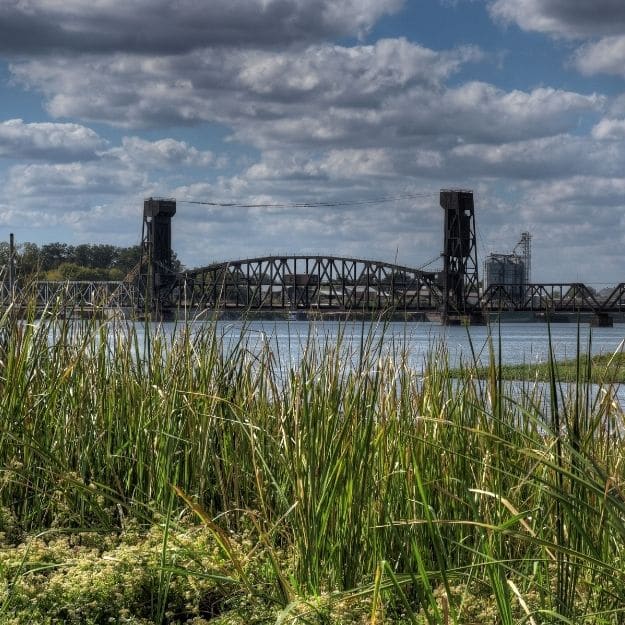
[[0, 305, 624, 623], [456, 351, 625, 383]]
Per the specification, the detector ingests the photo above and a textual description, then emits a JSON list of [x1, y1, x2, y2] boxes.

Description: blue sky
[[1, 0, 625, 283]]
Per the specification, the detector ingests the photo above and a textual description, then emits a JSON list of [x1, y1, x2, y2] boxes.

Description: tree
[[46, 263, 117, 281], [114, 245, 143, 276], [18, 243, 41, 276], [0, 242, 10, 267], [40, 243, 69, 271], [8, 241, 175, 281]]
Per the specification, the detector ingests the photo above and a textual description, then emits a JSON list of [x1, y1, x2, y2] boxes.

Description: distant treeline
[[0, 242, 144, 281]]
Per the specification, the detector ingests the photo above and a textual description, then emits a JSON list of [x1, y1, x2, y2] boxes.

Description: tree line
[[0, 242, 145, 281]]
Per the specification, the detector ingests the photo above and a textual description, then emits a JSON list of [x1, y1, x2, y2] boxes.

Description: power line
[[178, 191, 436, 209], [416, 253, 442, 271]]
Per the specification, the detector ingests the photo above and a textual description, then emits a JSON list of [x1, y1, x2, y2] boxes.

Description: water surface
[[160, 319, 625, 371]]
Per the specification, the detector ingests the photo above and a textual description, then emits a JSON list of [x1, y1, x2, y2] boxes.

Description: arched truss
[[169, 255, 443, 311]]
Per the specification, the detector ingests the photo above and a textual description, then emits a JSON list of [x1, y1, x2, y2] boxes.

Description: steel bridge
[[138, 190, 484, 322], [163, 268, 625, 320], [4, 190, 625, 324], [168, 255, 442, 312]]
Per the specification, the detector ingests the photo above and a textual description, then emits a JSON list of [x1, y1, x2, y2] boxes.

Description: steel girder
[[170, 255, 442, 311]]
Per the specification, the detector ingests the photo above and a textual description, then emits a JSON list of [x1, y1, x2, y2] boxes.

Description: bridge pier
[[442, 311, 487, 326], [591, 313, 613, 327]]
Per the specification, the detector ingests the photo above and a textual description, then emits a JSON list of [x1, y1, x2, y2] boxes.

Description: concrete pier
[[590, 313, 614, 327]]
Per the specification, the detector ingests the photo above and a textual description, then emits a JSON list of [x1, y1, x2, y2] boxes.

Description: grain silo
[[483, 232, 531, 299]]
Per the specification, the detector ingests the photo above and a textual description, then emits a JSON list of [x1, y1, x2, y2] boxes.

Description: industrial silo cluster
[[483, 232, 532, 298]]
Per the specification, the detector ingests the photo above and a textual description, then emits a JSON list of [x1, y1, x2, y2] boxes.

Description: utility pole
[[8, 233, 15, 298]]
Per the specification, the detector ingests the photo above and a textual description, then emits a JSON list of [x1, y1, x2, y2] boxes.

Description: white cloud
[[238, 38, 477, 98], [11, 40, 480, 131], [1, 130, 220, 199], [6, 161, 146, 197], [0, 118, 105, 161], [522, 175, 625, 210], [592, 117, 625, 140], [10, 42, 598, 157], [423, 83, 601, 144], [450, 134, 624, 178], [111, 137, 215, 168], [246, 148, 398, 181], [574, 36, 625, 77]]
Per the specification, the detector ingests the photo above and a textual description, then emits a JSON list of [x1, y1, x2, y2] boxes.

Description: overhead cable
[[178, 191, 436, 209]]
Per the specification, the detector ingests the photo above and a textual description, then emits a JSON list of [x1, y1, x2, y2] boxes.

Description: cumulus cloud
[[10, 41, 598, 155], [574, 36, 625, 77], [592, 117, 625, 140], [237, 38, 475, 99], [450, 134, 625, 178], [489, 0, 625, 38], [11, 40, 480, 129], [523, 176, 625, 210], [246, 149, 400, 182], [110, 137, 215, 168], [490, 175, 625, 282], [0, 118, 105, 161], [0, 0, 403, 55], [418, 83, 601, 144], [6, 161, 146, 196], [234, 82, 600, 151]]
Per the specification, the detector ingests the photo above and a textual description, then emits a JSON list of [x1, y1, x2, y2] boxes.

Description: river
[[182, 319, 625, 370]]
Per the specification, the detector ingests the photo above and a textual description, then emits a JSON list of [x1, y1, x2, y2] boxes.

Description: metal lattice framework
[[168, 255, 443, 311], [440, 189, 480, 317], [0, 280, 139, 309], [481, 283, 625, 313]]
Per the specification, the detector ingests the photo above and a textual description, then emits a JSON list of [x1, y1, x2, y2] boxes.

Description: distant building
[[483, 232, 532, 299]]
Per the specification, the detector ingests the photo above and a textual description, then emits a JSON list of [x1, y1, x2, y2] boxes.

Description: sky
[[1, 0, 625, 285]]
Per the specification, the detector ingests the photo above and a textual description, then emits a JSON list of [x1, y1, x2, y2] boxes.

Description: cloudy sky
[[1, 0, 625, 284]]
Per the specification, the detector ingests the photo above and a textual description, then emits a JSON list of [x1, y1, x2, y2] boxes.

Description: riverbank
[[455, 351, 625, 383]]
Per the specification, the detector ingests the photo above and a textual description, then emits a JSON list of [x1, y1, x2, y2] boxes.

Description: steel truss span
[[481, 283, 625, 313], [0, 281, 139, 309], [172, 255, 443, 311]]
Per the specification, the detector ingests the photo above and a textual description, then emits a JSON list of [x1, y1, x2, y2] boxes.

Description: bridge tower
[[440, 190, 482, 323], [140, 198, 177, 314]]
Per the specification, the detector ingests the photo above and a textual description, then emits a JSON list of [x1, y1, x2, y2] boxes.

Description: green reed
[[1, 303, 625, 623]]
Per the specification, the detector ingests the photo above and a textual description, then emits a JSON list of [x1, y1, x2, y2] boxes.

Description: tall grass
[[1, 303, 625, 622]]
